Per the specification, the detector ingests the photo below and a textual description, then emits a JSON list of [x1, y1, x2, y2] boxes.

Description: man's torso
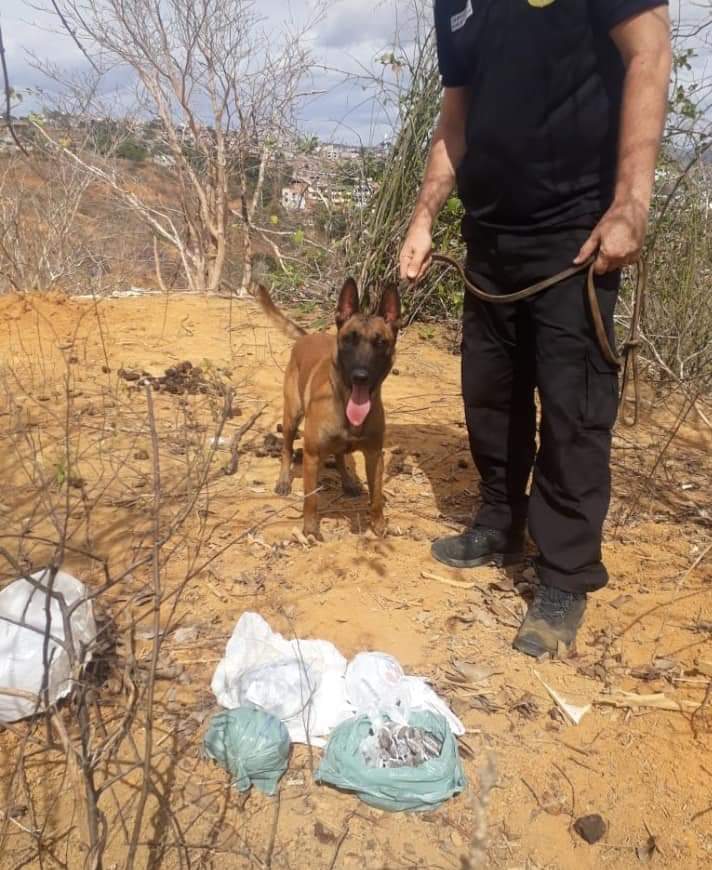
[[435, 0, 629, 231]]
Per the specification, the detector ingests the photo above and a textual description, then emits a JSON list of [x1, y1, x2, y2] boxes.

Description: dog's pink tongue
[[346, 384, 371, 427]]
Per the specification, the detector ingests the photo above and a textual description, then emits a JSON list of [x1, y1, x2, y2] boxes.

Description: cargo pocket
[[584, 352, 619, 430]]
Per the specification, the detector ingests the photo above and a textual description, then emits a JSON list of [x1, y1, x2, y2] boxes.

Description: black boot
[[513, 584, 587, 657], [430, 526, 524, 569]]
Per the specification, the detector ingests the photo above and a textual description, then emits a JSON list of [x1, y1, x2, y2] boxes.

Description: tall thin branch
[[0, 22, 29, 157], [47, 0, 100, 73], [126, 384, 162, 870]]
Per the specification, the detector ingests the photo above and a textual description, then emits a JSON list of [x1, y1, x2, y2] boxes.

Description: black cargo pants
[[462, 226, 620, 593]]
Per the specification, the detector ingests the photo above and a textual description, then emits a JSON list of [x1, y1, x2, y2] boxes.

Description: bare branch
[[47, 0, 101, 72], [0, 22, 29, 157]]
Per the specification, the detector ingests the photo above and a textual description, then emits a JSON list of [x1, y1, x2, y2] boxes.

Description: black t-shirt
[[434, 0, 667, 233]]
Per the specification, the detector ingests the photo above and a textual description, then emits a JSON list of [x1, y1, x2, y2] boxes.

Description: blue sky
[[1, 0, 709, 144]]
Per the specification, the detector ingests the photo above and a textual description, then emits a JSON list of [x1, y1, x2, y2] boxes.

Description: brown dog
[[255, 278, 400, 539]]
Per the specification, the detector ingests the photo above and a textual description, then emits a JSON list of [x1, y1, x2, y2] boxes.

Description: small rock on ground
[[573, 814, 607, 844]]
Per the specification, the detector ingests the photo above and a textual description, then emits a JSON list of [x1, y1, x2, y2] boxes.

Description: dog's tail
[[253, 284, 307, 341]]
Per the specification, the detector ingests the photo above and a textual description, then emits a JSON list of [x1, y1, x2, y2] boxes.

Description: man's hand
[[400, 87, 468, 281], [399, 220, 433, 281], [574, 196, 648, 274]]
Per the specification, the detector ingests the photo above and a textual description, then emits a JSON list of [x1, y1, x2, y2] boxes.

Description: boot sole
[[512, 633, 575, 659], [512, 634, 554, 658], [430, 548, 524, 570]]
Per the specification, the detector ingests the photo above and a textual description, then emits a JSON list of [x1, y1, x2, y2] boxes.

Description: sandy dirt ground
[[0, 289, 710, 869]]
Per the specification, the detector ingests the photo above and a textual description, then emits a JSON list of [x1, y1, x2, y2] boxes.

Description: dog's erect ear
[[336, 277, 360, 328], [378, 284, 401, 333]]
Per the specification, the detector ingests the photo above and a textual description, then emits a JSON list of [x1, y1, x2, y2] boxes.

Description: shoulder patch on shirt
[[450, 0, 473, 31]]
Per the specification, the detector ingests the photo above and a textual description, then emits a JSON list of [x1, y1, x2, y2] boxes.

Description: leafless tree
[[42, 0, 320, 293]]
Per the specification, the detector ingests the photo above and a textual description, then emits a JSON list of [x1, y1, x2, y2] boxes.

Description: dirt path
[[1, 290, 710, 869]]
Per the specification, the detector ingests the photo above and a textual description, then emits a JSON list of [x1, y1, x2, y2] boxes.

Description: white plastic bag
[[403, 676, 465, 736], [211, 615, 465, 746], [345, 652, 411, 725], [0, 570, 96, 722], [237, 660, 316, 721], [346, 652, 464, 737], [211, 612, 353, 746]]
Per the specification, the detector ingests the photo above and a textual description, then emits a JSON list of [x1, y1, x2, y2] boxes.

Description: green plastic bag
[[203, 706, 290, 795], [315, 711, 466, 812]]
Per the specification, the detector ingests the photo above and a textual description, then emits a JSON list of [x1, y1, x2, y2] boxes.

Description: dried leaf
[[450, 660, 500, 684], [484, 598, 521, 629], [510, 692, 540, 719], [631, 660, 680, 682], [577, 661, 609, 683], [489, 576, 516, 594], [471, 610, 497, 629], [172, 625, 199, 644], [446, 609, 496, 631], [468, 694, 501, 714], [534, 671, 591, 725], [445, 613, 477, 631]]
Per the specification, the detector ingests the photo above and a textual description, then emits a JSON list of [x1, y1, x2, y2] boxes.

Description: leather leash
[[427, 251, 644, 426]]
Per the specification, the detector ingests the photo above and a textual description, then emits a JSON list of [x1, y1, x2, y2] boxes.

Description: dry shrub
[[638, 161, 712, 397], [0, 301, 254, 869]]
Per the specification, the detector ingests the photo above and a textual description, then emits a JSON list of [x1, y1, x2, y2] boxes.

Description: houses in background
[[280, 173, 377, 212], [315, 142, 361, 162], [280, 145, 382, 213]]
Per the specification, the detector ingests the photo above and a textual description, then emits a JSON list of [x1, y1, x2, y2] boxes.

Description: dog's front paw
[[303, 523, 323, 543], [371, 513, 387, 537], [275, 477, 292, 496]]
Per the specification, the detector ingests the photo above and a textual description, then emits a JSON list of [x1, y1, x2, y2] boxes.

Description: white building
[[281, 181, 309, 211]]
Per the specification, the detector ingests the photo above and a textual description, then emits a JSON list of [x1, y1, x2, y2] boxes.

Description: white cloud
[[300, 1, 419, 143], [316, 0, 409, 49]]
